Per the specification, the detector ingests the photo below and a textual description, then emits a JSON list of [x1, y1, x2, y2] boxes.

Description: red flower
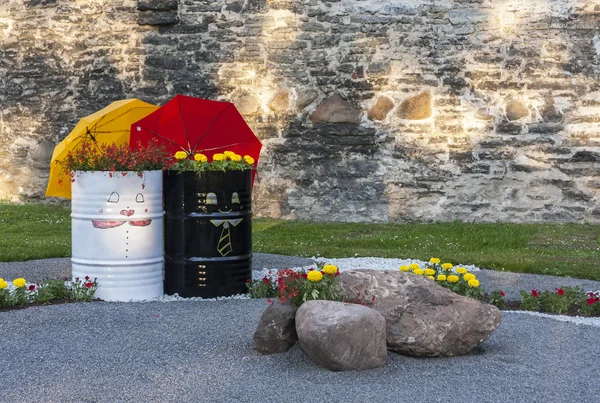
[[531, 290, 538, 298], [266, 299, 273, 304], [587, 297, 596, 305], [85, 276, 90, 281], [246, 279, 252, 283], [262, 277, 270, 285], [85, 282, 93, 289], [556, 288, 565, 296], [28, 285, 36, 291], [500, 291, 505, 297], [301, 273, 308, 279]]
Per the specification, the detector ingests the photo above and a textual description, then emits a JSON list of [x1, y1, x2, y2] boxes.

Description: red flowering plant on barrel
[[57, 139, 168, 185], [246, 264, 375, 307]]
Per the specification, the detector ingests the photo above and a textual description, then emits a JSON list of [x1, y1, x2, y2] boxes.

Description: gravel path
[[1, 300, 599, 402], [2, 254, 600, 402]]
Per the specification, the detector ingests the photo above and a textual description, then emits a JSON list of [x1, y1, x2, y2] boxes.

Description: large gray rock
[[253, 301, 298, 354], [295, 300, 387, 371], [337, 270, 502, 357]]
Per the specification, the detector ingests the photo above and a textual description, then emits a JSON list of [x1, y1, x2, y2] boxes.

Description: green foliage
[[170, 150, 255, 175], [69, 277, 98, 302], [246, 276, 278, 298], [488, 290, 506, 309], [518, 287, 600, 316], [0, 277, 98, 310], [520, 290, 542, 311]]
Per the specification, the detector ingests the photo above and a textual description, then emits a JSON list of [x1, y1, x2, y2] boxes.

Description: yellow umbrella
[[46, 98, 159, 199]]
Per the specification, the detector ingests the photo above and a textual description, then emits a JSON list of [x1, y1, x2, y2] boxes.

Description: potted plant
[[163, 150, 256, 298], [58, 139, 168, 302]]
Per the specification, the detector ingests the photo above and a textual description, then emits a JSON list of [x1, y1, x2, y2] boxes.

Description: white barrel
[[71, 170, 164, 301]]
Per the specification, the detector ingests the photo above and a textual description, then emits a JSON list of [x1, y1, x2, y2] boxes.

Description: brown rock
[[309, 94, 361, 124], [540, 96, 562, 122], [505, 100, 529, 121], [368, 96, 394, 121], [295, 300, 388, 371], [296, 89, 318, 109], [253, 300, 298, 354], [474, 108, 494, 121], [268, 90, 289, 112], [337, 270, 502, 357], [235, 95, 260, 116], [397, 91, 432, 120]]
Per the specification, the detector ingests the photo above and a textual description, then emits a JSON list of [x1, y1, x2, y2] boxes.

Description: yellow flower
[[409, 263, 420, 270], [429, 258, 440, 264], [174, 151, 187, 160], [441, 263, 453, 270], [194, 153, 208, 163], [13, 278, 26, 288], [456, 267, 468, 274], [413, 268, 424, 275], [399, 265, 410, 272], [231, 154, 242, 162], [322, 265, 338, 275], [307, 270, 323, 282], [436, 274, 447, 281], [243, 155, 255, 165], [425, 268, 436, 276], [468, 279, 480, 288], [463, 273, 476, 281], [427, 276, 435, 280], [0, 280, 7, 289], [447, 275, 459, 283], [0, 277, 4, 282], [212, 153, 225, 162], [223, 151, 235, 159]]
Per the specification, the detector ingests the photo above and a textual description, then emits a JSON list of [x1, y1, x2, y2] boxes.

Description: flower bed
[[247, 257, 600, 318], [0, 276, 98, 310]]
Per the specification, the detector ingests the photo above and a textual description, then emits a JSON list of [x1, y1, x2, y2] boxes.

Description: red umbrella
[[130, 94, 262, 166]]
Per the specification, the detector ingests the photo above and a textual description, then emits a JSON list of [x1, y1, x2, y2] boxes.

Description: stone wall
[[1, 0, 600, 222]]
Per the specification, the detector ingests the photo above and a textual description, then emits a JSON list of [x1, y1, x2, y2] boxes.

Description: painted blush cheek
[[98, 209, 103, 213], [145, 209, 148, 213]]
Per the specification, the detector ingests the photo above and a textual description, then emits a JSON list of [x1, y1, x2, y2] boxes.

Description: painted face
[[92, 191, 152, 229], [202, 191, 241, 213]]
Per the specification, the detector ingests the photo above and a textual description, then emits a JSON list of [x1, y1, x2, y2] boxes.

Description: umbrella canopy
[[45, 98, 159, 199], [129, 94, 262, 166]]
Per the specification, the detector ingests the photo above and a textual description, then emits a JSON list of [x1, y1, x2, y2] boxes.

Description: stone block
[[268, 90, 290, 113], [137, 11, 179, 26], [137, 0, 178, 11], [310, 94, 361, 124], [368, 96, 394, 121], [397, 91, 432, 120]]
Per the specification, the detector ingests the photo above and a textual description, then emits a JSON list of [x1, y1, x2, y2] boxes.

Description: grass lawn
[[1, 202, 599, 281]]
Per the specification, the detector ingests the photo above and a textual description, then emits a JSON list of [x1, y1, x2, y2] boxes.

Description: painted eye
[[136, 193, 145, 203], [107, 192, 119, 203], [206, 193, 217, 205], [231, 192, 240, 204]]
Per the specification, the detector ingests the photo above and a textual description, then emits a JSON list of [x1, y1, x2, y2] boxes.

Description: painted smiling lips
[[92, 220, 152, 229], [92, 209, 151, 229]]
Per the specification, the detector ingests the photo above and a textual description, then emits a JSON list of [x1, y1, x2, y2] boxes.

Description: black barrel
[[163, 169, 252, 298]]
